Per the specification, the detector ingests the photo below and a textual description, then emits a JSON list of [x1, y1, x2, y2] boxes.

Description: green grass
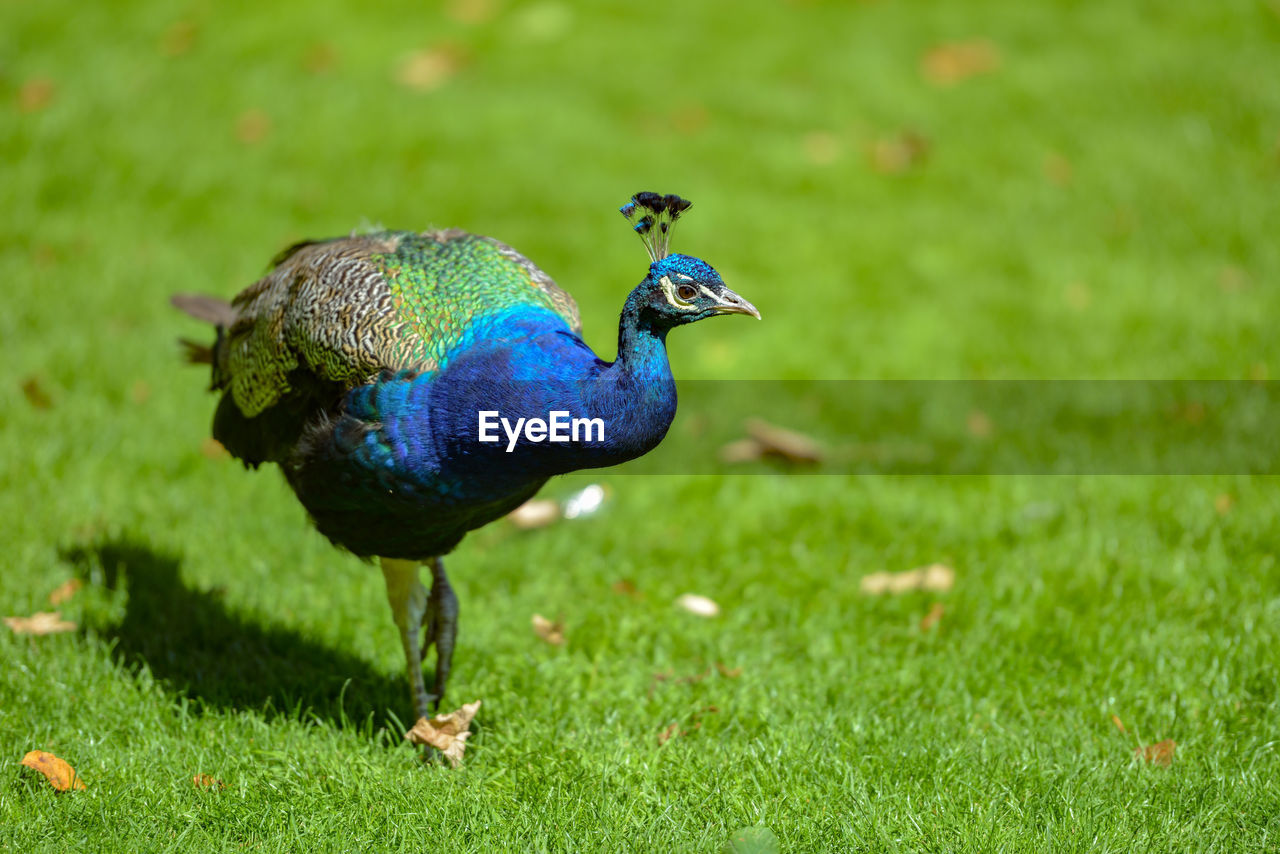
[[3, 0, 1280, 850]]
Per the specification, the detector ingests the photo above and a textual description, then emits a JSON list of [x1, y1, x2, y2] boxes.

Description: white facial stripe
[[659, 275, 698, 311]]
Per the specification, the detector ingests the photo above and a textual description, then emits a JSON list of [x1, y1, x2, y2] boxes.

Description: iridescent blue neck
[[615, 286, 670, 376], [577, 287, 676, 460]]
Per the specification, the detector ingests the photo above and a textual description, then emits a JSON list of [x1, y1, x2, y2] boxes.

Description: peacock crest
[[619, 192, 692, 263]]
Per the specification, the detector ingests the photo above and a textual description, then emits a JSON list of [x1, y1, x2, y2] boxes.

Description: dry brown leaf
[[919, 602, 945, 631], [161, 21, 198, 56], [611, 579, 642, 599], [868, 132, 930, 174], [201, 437, 231, 461], [1111, 714, 1126, 734], [719, 438, 764, 464], [670, 103, 709, 135], [303, 43, 339, 74], [1214, 493, 1234, 516], [507, 498, 559, 529], [48, 578, 83, 606], [861, 563, 955, 596], [1135, 739, 1175, 766], [677, 669, 710, 685], [18, 78, 56, 113], [21, 376, 53, 410], [193, 773, 225, 790], [396, 45, 466, 92], [405, 700, 481, 767], [966, 410, 994, 439], [746, 418, 823, 464], [675, 593, 720, 617], [1043, 152, 1073, 186], [235, 109, 271, 144], [21, 750, 85, 791], [921, 39, 1001, 85], [715, 662, 742, 678], [131, 380, 152, 404], [5, 611, 77, 635], [658, 706, 719, 745], [531, 613, 564, 645], [1218, 266, 1250, 294]]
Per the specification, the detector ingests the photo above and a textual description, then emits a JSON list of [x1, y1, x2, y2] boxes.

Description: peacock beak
[[712, 287, 761, 320]]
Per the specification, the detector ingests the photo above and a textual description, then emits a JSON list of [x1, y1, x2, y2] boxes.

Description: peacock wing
[[222, 229, 581, 418]]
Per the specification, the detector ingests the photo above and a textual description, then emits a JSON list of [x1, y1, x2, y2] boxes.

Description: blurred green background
[[3, 0, 1279, 850]]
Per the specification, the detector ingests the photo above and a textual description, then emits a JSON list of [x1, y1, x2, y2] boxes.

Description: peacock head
[[621, 192, 760, 328]]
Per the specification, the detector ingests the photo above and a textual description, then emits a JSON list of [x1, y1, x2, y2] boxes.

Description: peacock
[[173, 192, 759, 721]]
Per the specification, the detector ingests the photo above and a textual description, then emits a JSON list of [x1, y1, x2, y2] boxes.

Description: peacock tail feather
[[219, 229, 580, 417]]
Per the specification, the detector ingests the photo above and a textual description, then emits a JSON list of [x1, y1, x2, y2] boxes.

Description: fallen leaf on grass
[[200, 437, 231, 461], [1214, 493, 1234, 516], [715, 662, 742, 678], [21, 750, 85, 791], [669, 102, 709, 135], [18, 79, 56, 113], [405, 700, 482, 768], [507, 498, 559, 529], [303, 43, 338, 74], [722, 419, 823, 466], [160, 20, 198, 56], [1111, 714, 1126, 734], [531, 613, 564, 645], [396, 45, 467, 92], [611, 578, 642, 599], [657, 706, 720, 745], [21, 376, 53, 410], [919, 602, 945, 631], [868, 131, 930, 175], [1043, 152, 1073, 187], [193, 773, 225, 790], [235, 109, 271, 144], [921, 39, 1001, 85], [966, 410, 994, 439], [48, 578, 83, 606], [861, 563, 955, 595], [1134, 739, 1175, 766], [719, 438, 763, 464], [5, 611, 77, 635], [676, 593, 720, 617]]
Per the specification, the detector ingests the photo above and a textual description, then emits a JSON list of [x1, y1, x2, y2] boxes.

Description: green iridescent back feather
[[216, 229, 581, 417]]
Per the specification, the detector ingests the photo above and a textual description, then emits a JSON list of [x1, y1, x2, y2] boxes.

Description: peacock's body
[[174, 193, 758, 720]]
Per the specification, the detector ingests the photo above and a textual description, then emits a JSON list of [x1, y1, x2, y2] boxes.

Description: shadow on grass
[[60, 537, 409, 733]]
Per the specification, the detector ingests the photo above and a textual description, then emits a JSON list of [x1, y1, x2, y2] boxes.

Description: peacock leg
[[380, 557, 433, 721], [425, 556, 459, 710]]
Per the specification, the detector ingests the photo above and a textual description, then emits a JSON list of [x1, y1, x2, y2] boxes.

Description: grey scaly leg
[[380, 557, 432, 721], [426, 556, 459, 709]]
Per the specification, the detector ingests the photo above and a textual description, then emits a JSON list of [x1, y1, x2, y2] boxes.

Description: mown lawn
[[3, 0, 1279, 850]]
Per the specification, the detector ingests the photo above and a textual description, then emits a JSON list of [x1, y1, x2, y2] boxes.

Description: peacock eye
[[676, 284, 698, 301]]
